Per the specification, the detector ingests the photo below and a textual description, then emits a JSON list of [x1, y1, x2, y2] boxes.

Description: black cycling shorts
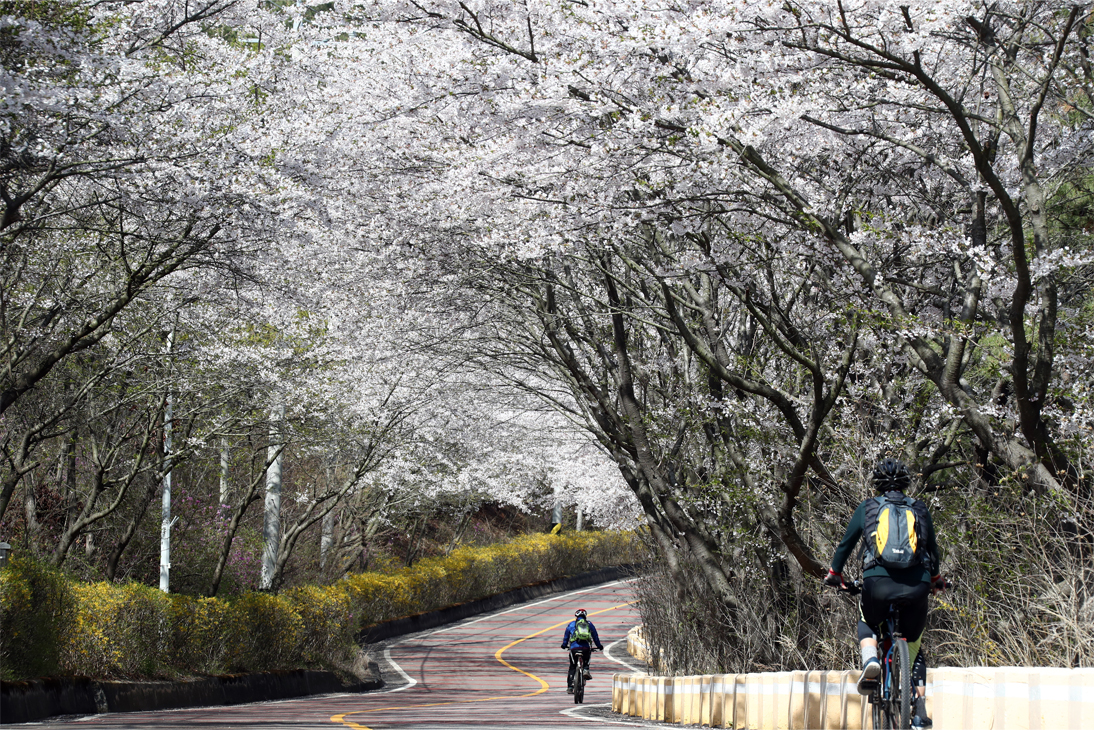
[[858, 575, 930, 643]]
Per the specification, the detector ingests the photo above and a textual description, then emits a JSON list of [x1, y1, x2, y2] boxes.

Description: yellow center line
[[329, 601, 636, 730]]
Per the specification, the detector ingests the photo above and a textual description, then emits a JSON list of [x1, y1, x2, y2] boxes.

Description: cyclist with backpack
[[561, 608, 604, 694], [824, 458, 947, 729]]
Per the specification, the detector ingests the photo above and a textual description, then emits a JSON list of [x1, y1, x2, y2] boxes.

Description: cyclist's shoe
[[912, 696, 933, 727], [567, 686, 574, 694], [856, 657, 881, 695], [583, 669, 591, 679]]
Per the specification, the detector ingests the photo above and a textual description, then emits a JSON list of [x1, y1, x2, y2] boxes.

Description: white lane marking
[[604, 637, 644, 672], [350, 644, 420, 697], [381, 578, 636, 695], [560, 703, 667, 727], [379, 643, 418, 694]]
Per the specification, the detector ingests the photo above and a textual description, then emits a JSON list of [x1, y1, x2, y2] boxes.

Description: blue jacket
[[561, 619, 603, 650]]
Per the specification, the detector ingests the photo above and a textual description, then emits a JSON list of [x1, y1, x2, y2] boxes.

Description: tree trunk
[[105, 479, 156, 582], [219, 437, 230, 507], [23, 479, 40, 541], [0, 431, 36, 524], [320, 510, 334, 569], [606, 273, 739, 609], [207, 445, 278, 597], [260, 403, 284, 591]]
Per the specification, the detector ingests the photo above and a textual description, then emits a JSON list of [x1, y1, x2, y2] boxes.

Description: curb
[[0, 667, 382, 725], [357, 564, 637, 643]]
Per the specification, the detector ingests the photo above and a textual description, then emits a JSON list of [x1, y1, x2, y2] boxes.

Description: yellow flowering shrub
[[282, 584, 354, 664], [222, 591, 305, 672], [0, 555, 76, 680], [169, 595, 230, 674], [0, 530, 640, 680], [65, 581, 171, 678], [341, 530, 641, 628]]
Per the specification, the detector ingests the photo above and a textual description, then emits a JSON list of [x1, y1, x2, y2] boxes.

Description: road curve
[[29, 579, 644, 730]]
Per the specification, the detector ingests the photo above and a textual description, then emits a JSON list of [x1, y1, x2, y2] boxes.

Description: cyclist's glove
[[931, 574, 947, 593], [824, 569, 844, 587], [561, 644, 569, 650]]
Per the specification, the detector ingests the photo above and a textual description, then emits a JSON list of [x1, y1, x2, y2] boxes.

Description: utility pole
[[550, 481, 563, 533], [159, 328, 177, 592]]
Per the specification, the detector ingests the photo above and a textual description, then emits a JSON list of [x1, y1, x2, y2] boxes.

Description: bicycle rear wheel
[[573, 656, 585, 704], [888, 639, 912, 729]]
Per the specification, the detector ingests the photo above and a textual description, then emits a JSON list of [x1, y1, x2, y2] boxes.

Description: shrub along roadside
[[0, 530, 639, 681]]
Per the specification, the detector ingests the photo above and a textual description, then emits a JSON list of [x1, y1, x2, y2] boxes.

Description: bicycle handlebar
[[837, 579, 862, 596], [830, 577, 954, 596]]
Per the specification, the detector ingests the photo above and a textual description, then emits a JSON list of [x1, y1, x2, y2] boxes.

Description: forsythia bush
[[66, 581, 171, 678], [168, 594, 231, 674], [0, 556, 76, 679], [0, 530, 639, 680]]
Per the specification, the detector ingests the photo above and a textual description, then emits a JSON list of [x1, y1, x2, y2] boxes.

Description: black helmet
[[873, 458, 911, 492]]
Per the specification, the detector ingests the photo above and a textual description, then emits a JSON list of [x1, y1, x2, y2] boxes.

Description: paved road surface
[[31, 579, 658, 730]]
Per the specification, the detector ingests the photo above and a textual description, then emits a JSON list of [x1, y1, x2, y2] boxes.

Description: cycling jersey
[[561, 619, 604, 650], [831, 490, 942, 583]]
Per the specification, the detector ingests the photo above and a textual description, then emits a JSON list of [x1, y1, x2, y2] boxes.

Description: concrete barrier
[[613, 668, 1094, 728], [614, 627, 1094, 729], [929, 666, 1094, 730], [627, 625, 649, 663], [612, 670, 868, 729]]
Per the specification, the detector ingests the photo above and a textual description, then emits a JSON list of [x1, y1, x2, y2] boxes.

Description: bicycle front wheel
[[871, 689, 887, 730], [889, 639, 912, 729]]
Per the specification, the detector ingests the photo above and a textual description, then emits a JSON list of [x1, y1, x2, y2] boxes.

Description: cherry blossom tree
[[5, 1, 1092, 671], [287, 0, 1094, 666], [0, 0, 305, 522]]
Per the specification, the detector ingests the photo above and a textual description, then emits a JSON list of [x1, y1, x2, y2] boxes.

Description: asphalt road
[[30, 578, 662, 730]]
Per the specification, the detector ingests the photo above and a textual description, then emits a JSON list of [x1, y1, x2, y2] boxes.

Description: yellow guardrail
[[615, 627, 1094, 729]]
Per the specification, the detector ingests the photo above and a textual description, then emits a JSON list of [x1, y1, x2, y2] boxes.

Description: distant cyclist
[[825, 458, 946, 729], [561, 608, 604, 694]]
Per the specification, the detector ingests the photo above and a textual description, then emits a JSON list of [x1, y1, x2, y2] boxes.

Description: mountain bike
[[838, 581, 911, 730], [569, 647, 597, 704]]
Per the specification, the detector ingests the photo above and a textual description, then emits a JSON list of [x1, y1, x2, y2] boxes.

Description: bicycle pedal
[[858, 679, 879, 694]]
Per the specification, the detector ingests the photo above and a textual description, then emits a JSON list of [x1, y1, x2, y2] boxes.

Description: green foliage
[[0, 0, 92, 34]]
